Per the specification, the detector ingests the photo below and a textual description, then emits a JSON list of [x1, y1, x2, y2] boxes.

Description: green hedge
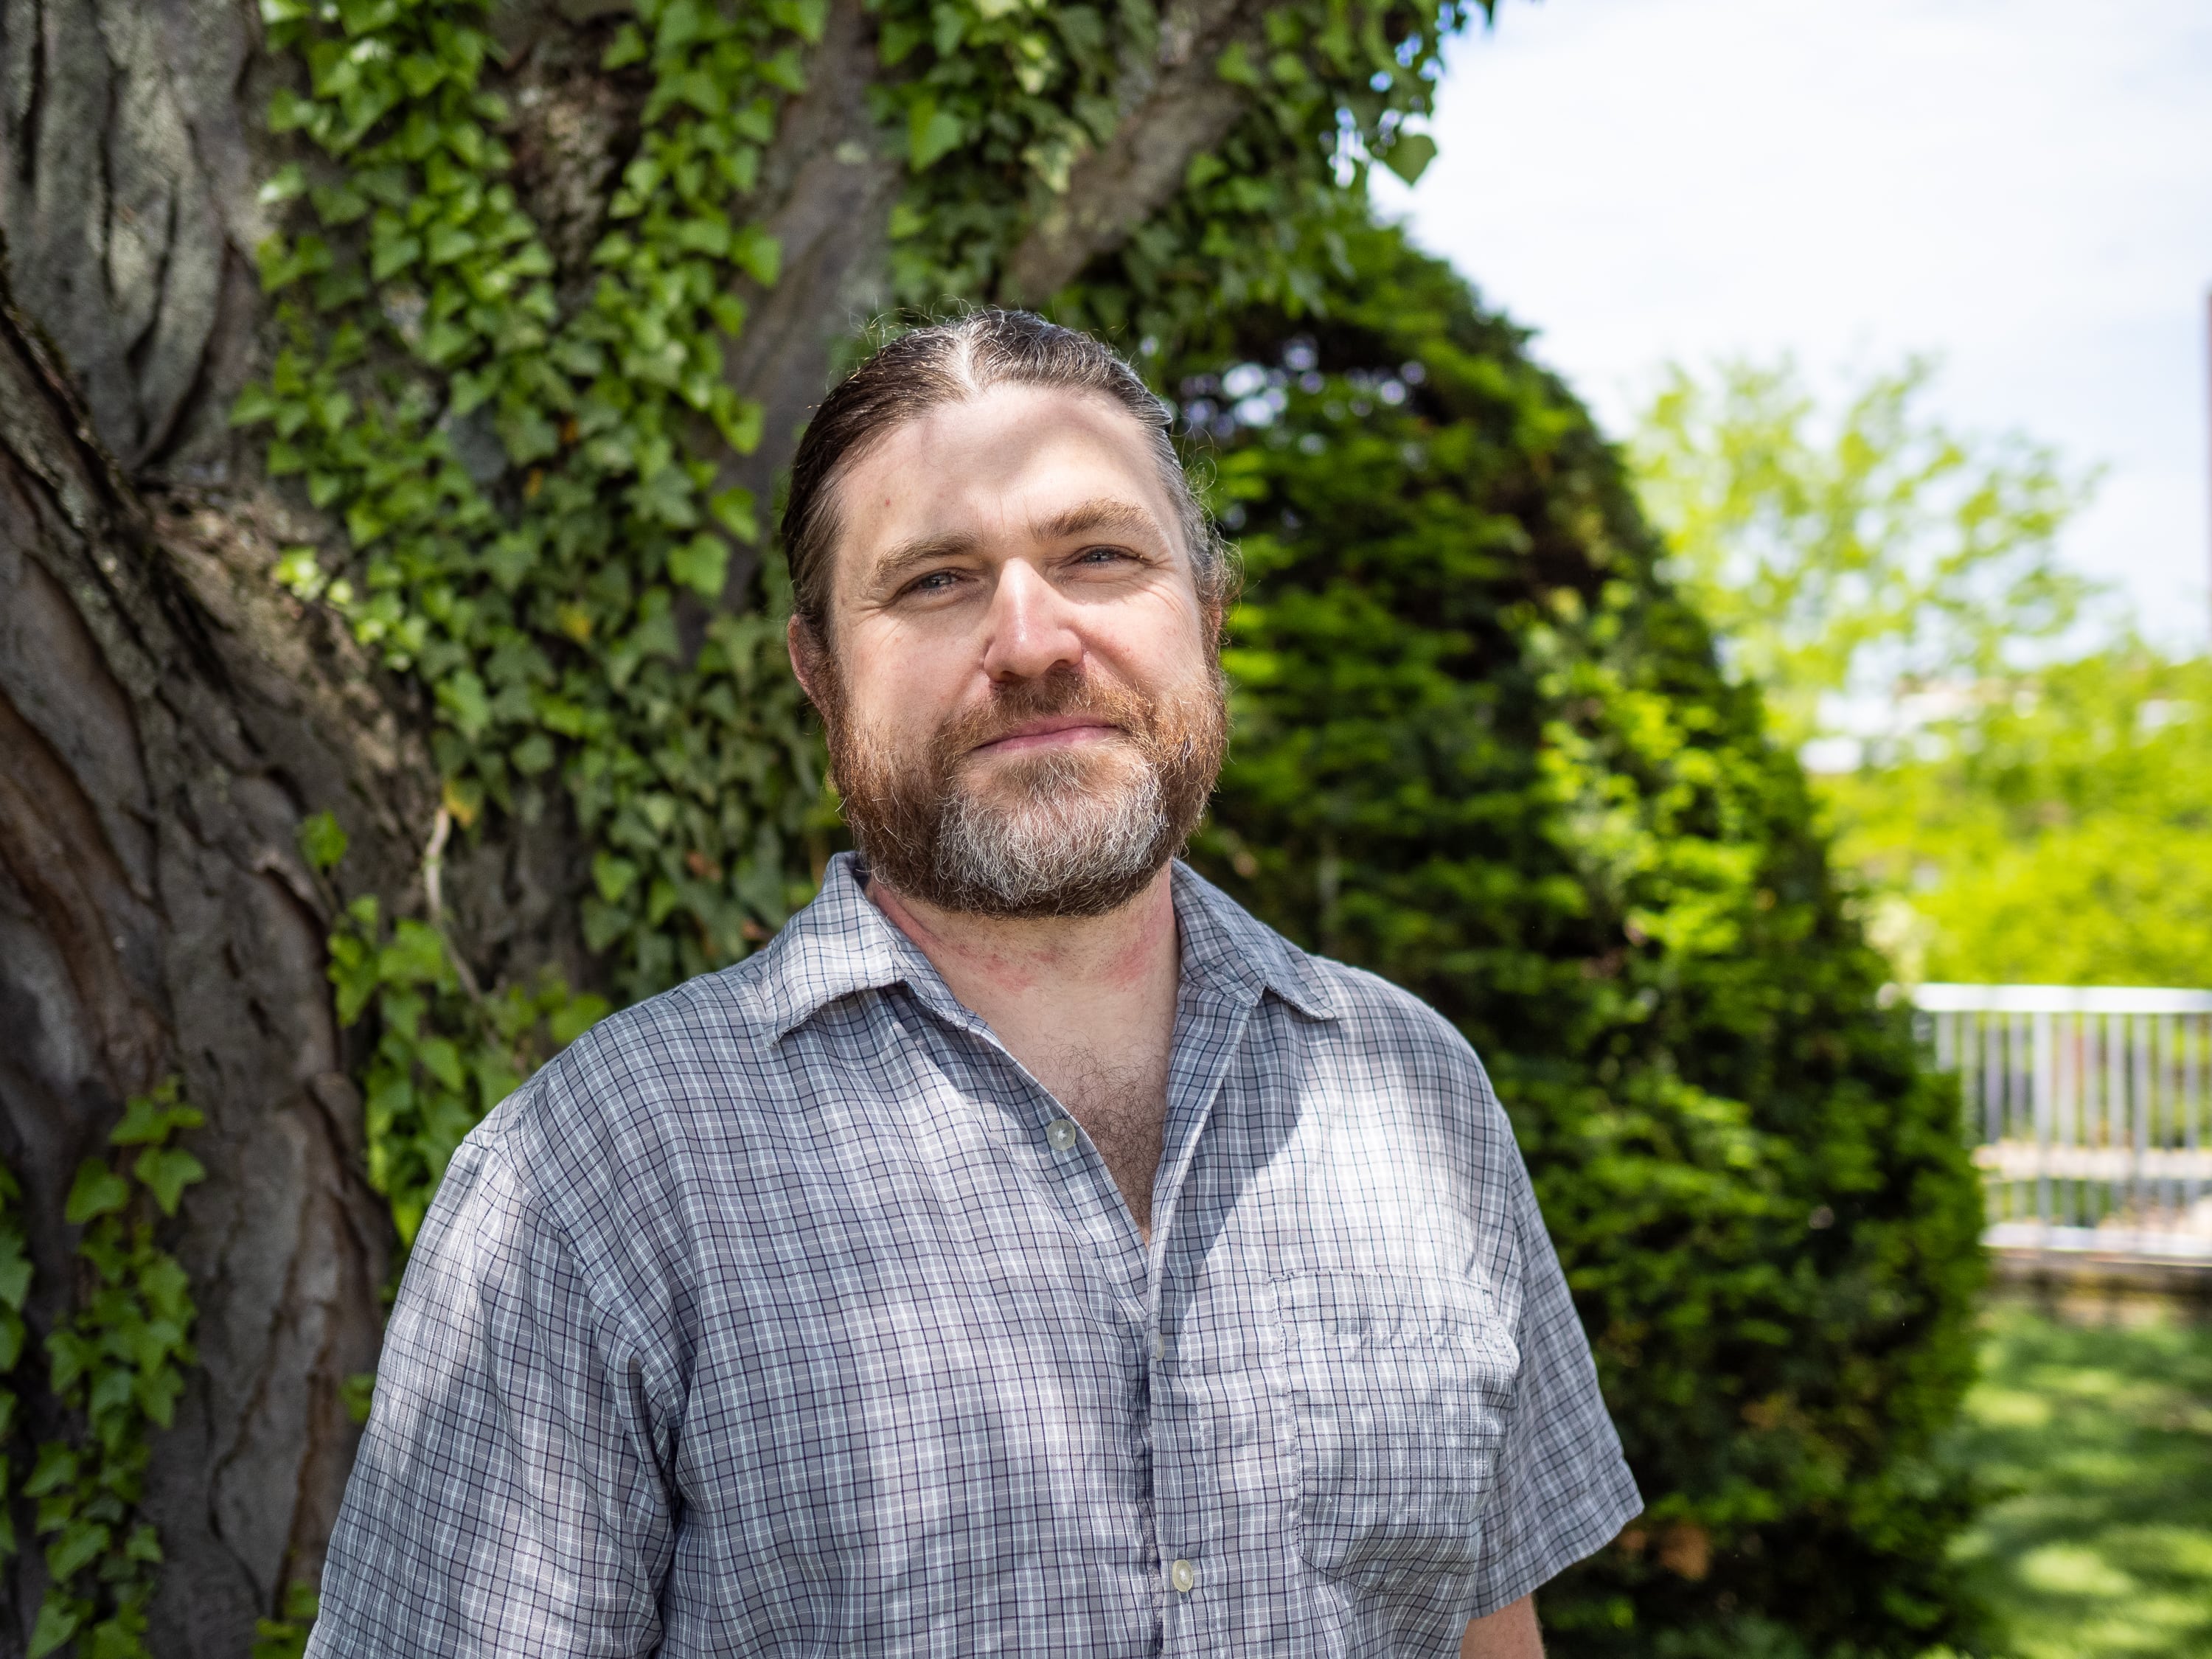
[[1176, 223, 1989, 1658]]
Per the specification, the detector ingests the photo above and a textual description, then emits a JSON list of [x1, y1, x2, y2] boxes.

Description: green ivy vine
[[237, 0, 838, 1257], [240, 0, 827, 995], [301, 812, 609, 1246], [0, 1166, 29, 1565], [17, 1082, 205, 1659]]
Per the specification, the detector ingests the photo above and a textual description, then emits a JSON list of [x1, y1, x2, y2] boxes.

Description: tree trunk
[[0, 274, 397, 1647], [0, 0, 1277, 1645]]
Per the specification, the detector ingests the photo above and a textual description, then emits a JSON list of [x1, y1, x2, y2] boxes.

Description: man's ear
[[787, 614, 824, 708], [787, 611, 836, 717]]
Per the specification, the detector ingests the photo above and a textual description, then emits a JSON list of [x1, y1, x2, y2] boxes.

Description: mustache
[[934, 670, 1156, 768]]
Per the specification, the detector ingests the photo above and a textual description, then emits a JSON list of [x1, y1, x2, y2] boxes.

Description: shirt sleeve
[[306, 1133, 676, 1658], [1467, 1141, 1644, 1617]]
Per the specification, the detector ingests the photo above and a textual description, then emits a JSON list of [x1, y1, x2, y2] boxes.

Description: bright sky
[[1375, 0, 2212, 651]]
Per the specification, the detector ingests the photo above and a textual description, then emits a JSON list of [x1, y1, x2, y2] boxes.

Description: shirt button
[[1169, 1558, 1197, 1593], [1046, 1119, 1078, 1152], [1152, 1331, 1167, 1362]]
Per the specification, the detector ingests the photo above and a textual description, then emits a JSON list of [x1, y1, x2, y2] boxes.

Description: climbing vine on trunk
[[18, 1083, 204, 1659]]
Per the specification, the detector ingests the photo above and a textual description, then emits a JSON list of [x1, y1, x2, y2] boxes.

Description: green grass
[[1947, 1298, 2212, 1658]]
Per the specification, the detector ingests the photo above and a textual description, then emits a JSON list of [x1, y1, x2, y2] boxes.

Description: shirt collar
[[750, 852, 1340, 1040], [1166, 860, 1340, 1021]]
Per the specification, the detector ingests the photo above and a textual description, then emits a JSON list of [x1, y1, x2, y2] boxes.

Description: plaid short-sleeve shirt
[[310, 854, 1639, 1658]]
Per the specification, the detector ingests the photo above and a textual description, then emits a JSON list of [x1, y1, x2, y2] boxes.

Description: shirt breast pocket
[[1268, 1271, 1520, 1592]]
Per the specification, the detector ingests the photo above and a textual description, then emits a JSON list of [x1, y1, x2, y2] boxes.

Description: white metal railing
[[1912, 984, 2212, 1262]]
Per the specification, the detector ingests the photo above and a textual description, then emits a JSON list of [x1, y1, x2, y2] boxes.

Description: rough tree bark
[[0, 0, 1276, 1647]]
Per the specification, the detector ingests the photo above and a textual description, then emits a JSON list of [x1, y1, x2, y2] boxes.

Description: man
[[310, 311, 1640, 1658]]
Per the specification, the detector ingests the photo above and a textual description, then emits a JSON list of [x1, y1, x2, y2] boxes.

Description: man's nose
[[979, 559, 1084, 683]]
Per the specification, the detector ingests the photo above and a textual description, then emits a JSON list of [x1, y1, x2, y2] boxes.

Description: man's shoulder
[[1307, 954, 1478, 1056], [462, 939, 816, 1214]]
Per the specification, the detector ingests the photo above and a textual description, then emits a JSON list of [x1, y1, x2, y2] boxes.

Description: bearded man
[[309, 311, 1641, 1659]]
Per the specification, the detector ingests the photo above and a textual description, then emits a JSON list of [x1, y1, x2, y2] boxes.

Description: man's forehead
[[858, 386, 1147, 472], [835, 393, 1183, 563]]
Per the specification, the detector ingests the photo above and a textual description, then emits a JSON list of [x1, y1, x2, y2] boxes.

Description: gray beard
[[818, 656, 1227, 922], [925, 745, 1173, 918]]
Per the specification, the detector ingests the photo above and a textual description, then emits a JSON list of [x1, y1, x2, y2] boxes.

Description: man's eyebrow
[[866, 530, 985, 588], [1032, 498, 1164, 543]]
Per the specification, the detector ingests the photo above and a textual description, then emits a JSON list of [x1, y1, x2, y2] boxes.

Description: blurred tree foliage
[[1180, 221, 1989, 1659], [1827, 647, 2212, 987], [1632, 358, 2212, 990], [1631, 358, 2094, 748]]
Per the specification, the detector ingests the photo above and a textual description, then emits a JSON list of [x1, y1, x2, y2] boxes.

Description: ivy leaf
[[907, 97, 965, 171], [27, 1590, 83, 1659], [709, 487, 759, 544], [438, 670, 493, 740], [593, 854, 640, 905], [255, 163, 307, 206], [298, 810, 349, 872], [140, 1255, 193, 1328], [415, 1037, 465, 1094], [731, 225, 782, 288], [549, 995, 612, 1047], [878, 15, 925, 65], [629, 465, 699, 529], [334, 0, 397, 35], [228, 384, 281, 428], [44, 1517, 111, 1584], [310, 181, 369, 226], [63, 1163, 130, 1228], [23, 1441, 75, 1498], [379, 922, 451, 990], [341, 1371, 376, 1425], [1380, 132, 1438, 186], [369, 229, 422, 283], [111, 1082, 203, 1147], [667, 534, 729, 599], [601, 22, 646, 68], [716, 397, 764, 457], [133, 1148, 208, 1218], [1216, 40, 1261, 86], [134, 1364, 189, 1431], [782, 0, 827, 44], [46, 1329, 97, 1397], [512, 733, 555, 776], [0, 1229, 35, 1312]]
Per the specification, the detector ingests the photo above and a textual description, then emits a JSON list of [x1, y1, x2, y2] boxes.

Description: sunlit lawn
[[1947, 1296, 2212, 1658]]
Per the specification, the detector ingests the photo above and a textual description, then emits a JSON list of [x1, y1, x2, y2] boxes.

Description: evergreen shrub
[[1178, 224, 1989, 1658]]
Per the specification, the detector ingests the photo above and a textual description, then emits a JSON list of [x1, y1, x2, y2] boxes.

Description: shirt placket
[[1147, 979, 1265, 1655], [894, 919, 1270, 1652]]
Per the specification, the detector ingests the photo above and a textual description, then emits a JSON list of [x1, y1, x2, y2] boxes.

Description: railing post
[[2191, 1013, 2205, 1214], [1912, 983, 2212, 1260], [2133, 1012, 2153, 1230], [2034, 1010, 2055, 1237]]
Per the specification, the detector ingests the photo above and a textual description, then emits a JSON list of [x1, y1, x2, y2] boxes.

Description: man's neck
[[865, 866, 1179, 1012], [866, 865, 1182, 1237]]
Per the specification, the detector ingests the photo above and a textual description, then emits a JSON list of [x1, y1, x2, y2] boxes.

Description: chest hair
[[1040, 1045, 1170, 1237]]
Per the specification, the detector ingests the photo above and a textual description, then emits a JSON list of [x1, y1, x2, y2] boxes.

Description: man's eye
[[906, 570, 960, 594], [1075, 546, 1133, 566]]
